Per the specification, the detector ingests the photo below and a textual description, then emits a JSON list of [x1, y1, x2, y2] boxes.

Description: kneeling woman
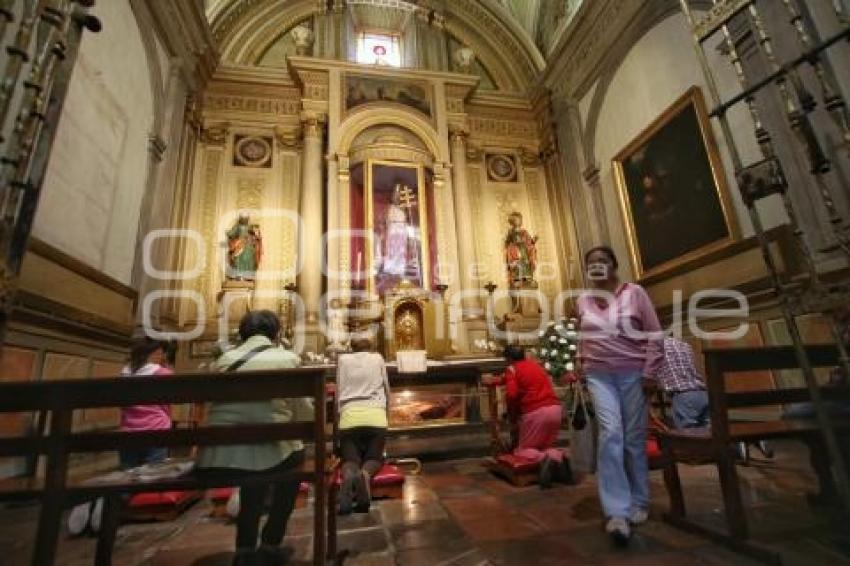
[[336, 338, 390, 514], [504, 345, 570, 488]]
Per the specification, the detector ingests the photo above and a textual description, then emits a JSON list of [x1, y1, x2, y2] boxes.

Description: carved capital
[[300, 112, 326, 138], [540, 142, 558, 163], [465, 142, 483, 162], [518, 146, 540, 167], [274, 125, 302, 149], [449, 126, 470, 146], [201, 124, 228, 146]]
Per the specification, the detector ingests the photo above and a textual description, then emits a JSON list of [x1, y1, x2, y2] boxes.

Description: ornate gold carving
[[300, 112, 326, 138], [274, 125, 302, 150], [486, 154, 518, 183], [449, 129, 469, 146], [525, 169, 556, 298], [298, 70, 330, 101], [395, 301, 425, 351], [446, 98, 465, 113], [518, 147, 541, 167], [236, 178, 264, 211], [445, 84, 471, 99], [203, 93, 300, 117], [467, 166, 487, 284], [234, 135, 273, 168], [198, 150, 223, 315], [280, 154, 299, 277], [693, 0, 753, 41], [468, 116, 537, 141], [201, 124, 229, 146], [465, 142, 482, 162]]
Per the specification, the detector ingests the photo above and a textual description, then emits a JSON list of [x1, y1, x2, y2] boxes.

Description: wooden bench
[[0, 367, 338, 566], [657, 344, 850, 564]]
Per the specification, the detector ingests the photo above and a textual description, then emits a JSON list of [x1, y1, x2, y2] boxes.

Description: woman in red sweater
[[503, 345, 570, 488]]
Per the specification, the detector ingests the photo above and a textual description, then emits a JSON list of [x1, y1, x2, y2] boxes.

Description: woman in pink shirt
[[119, 337, 173, 469], [577, 246, 662, 545]]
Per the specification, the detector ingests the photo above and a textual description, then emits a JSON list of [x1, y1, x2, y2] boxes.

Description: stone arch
[[336, 107, 444, 162]]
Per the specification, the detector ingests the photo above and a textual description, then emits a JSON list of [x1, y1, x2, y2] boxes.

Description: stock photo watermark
[[139, 217, 750, 347]]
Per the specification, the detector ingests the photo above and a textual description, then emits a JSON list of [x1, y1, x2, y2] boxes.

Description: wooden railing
[[0, 367, 333, 566]]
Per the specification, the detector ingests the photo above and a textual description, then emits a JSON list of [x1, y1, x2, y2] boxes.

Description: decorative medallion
[[486, 153, 518, 182], [233, 135, 272, 168]]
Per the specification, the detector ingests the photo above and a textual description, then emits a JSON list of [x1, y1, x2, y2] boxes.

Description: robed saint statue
[[226, 213, 262, 280], [504, 211, 537, 284]]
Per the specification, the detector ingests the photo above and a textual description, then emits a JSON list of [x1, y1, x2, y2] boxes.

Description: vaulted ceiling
[[201, 0, 583, 90]]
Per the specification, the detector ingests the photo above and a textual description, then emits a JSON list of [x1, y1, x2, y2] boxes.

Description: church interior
[[1, 0, 850, 564]]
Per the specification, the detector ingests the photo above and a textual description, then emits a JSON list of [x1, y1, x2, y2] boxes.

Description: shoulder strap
[[225, 344, 273, 372]]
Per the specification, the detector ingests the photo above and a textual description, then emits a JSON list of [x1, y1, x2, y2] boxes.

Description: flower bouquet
[[530, 317, 579, 383]]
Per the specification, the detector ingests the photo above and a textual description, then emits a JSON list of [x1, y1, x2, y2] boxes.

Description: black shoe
[[257, 544, 295, 565], [338, 473, 356, 515], [555, 459, 574, 484], [538, 457, 554, 489], [353, 470, 371, 513]]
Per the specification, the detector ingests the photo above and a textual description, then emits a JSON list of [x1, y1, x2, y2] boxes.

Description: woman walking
[[577, 246, 662, 545]]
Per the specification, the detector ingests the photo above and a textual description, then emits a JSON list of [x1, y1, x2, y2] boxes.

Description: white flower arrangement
[[536, 317, 580, 379]]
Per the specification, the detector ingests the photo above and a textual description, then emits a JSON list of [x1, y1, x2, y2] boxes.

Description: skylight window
[[356, 32, 402, 67]]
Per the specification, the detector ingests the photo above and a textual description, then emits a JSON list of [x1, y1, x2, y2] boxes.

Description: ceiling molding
[[208, 0, 544, 92]]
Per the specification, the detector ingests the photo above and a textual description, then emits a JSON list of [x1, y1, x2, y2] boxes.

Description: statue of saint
[[226, 213, 262, 280], [504, 211, 537, 285], [381, 185, 414, 277]]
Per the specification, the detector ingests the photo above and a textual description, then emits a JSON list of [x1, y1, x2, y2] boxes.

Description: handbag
[[568, 381, 597, 474], [570, 383, 594, 430]]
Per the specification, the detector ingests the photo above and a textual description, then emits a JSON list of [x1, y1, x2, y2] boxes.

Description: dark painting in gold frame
[[613, 86, 738, 280]]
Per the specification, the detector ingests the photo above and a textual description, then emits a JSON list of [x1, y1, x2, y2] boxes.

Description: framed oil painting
[[344, 74, 431, 117], [613, 86, 738, 280]]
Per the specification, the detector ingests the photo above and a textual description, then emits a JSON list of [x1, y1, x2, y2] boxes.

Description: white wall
[[586, 12, 787, 280], [34, 0, 155, 286]]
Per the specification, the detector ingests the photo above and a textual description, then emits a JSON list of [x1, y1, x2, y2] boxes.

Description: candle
[[355, 251, 362, 286]]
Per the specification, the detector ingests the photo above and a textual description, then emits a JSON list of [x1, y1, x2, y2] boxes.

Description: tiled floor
[[1, 441, 849, 565]]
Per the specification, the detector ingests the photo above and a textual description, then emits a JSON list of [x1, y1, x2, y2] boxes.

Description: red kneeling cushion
[[333, 463, 405, 487], [370, 464, 405, 487], [494, 454, 538, 473], [207, 487, 235, 503], [646, 438, 663, 460], [129, 490, 196, 508]]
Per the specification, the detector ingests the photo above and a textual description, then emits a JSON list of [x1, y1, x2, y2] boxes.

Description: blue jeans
[[586, 371, 649, 519], [671, 390, 710, 429]]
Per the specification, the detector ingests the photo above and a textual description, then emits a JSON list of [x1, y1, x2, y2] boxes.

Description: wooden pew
[[0, 367, 338, 566], [657, 344, 850, 564]]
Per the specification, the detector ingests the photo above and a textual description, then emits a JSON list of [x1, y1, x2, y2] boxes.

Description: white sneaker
[[629, 508, 649, 525], [605, 517, 631, 546], [89, 497, 104, 533], [67, 502, 91, 537]]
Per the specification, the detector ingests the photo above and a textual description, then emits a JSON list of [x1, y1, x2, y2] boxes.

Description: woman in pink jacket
[[119, 337, 173, 469]]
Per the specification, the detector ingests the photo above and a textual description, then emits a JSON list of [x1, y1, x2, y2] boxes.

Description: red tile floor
[[1, 440, 849, 565]]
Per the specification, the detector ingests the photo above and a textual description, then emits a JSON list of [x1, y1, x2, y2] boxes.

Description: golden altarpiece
[[161, 53, 580, 428]]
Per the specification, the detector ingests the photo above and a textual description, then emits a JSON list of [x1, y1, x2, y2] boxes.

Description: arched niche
[[336, 107, 444, 163]]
